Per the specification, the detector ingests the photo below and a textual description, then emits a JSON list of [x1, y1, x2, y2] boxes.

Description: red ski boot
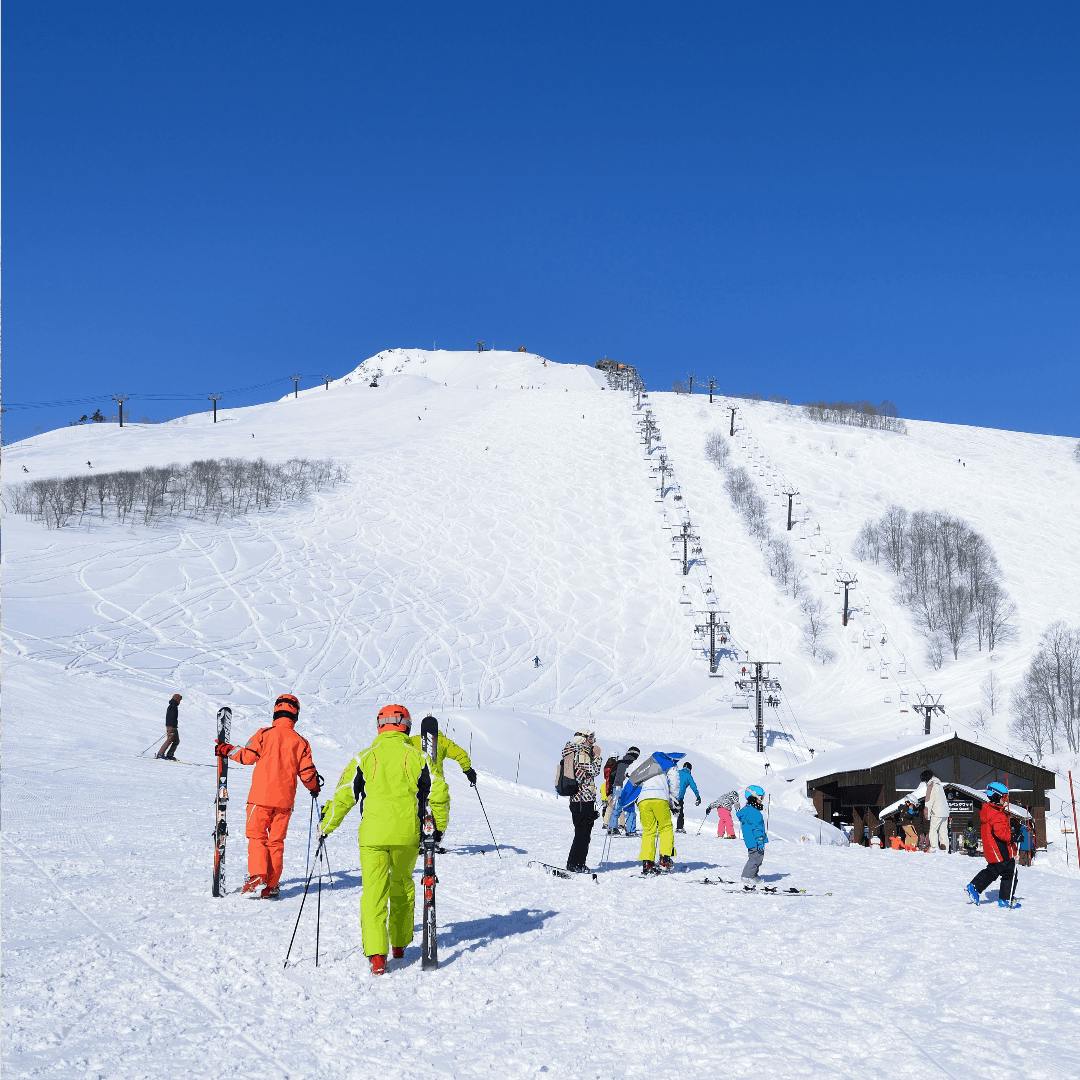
[[369, 954, 387, 976]]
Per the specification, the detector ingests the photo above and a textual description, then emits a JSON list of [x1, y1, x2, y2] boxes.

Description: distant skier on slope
[[966, 782, 1021, 909], [533, 656, 542, 668], [406, 726, 475, 853], [319, 705, 431, 974], [705, 790, 740, 838], [674, 761, 701, 833], [215, 693, 322, 899], [155, 693, 183, 760], [620, 750, 684, 874], [736, 785, 769, 889], [562, 730, 602, 873]]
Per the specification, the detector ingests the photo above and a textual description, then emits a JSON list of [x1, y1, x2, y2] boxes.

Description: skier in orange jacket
[[216, 693, 322, 899]]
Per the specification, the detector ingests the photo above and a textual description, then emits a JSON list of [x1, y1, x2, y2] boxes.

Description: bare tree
[[981, 671, 1000, 717]]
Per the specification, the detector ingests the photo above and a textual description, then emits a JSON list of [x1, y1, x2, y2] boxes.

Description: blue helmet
[[745, 784, 765, 801], [985, 781, 1009, 799]]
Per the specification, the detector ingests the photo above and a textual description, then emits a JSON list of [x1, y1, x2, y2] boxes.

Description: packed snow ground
[[3, 350, 1080, 1078]]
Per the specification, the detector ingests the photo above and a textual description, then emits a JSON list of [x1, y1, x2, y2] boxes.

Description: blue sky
[[5, 2, 1079, 441]]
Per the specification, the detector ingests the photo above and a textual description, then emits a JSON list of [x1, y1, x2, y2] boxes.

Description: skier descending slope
[[216, 694, 322, 899], [319, 705, 432, 975], [622, 751, 684, 874], [406, 725, 476, 852], [736, 786, 769, 889], [966, 782, 1021, 909]]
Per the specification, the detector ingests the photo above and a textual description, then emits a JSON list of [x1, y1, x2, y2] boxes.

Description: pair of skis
[[696, 876, 831, 896], [528, 860, 598, 882]]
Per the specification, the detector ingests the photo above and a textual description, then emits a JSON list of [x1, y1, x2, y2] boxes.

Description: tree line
[[802, 400, 907, 433], [1010, 622, 1080, 763], [7, 457, 348, 529], [705, 431, 834, 663], [853, 506, 1014, 665]]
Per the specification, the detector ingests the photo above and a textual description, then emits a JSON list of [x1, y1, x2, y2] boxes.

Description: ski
[[420, 715, 440, 971], [212, 706, 232, 898], [528, 860, 598, 881], [713, 886, 831, 896]]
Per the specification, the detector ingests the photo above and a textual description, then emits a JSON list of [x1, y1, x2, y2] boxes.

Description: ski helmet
[[985, 781, 1009, 800], [745, 784, 765, 801], [376, 703, 412, 733], [274, 693, 300, 721]]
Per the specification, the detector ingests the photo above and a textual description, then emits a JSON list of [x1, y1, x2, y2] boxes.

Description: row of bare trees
[[705, 431, 834, 662], [7, 457, 348, 529], [803, 400, 907, 433], [854, 506, 1015, 664], [1010, 622, 1080, 762]]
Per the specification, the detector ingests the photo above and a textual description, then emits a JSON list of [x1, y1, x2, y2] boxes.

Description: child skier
[[216, 693, 322, 899], [736, 785, 769, 888], [966, 782, 1021, 908], [705, 791, 738, 838], [319, 704, 432, 974]]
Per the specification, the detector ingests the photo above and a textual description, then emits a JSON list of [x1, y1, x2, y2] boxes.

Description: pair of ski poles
[[284, 798, 336, 969]]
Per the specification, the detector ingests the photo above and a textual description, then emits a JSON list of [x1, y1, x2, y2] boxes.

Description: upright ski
[[212, 706, 232, 897], [420, 714, 440, 970]]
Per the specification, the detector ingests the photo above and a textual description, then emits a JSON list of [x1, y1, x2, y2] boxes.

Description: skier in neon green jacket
[[320, 704, 431, 974], [406, 729, 476, 845]]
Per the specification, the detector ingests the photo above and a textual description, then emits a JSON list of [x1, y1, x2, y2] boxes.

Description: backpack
[[627, 754, 663, 786], [555, 747, 580, 797]]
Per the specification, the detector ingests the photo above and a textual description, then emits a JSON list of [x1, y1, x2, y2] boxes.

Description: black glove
[[695, 797, 702, 807], [704, 807, 711, 816], [464, 767, 477, 785]]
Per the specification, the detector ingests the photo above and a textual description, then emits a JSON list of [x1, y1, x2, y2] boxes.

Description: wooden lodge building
[[802, 733, 1056, 848]]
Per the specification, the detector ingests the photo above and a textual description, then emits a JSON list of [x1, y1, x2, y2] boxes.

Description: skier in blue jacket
[[674, 762, 701, 833], [736, 785, 768, 888]]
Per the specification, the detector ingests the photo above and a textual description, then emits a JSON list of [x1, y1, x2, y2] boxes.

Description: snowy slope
[[3, 350, 1080, 1078]]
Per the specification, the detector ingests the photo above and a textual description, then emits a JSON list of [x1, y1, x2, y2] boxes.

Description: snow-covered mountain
[[3, 348, 1079, 1078]]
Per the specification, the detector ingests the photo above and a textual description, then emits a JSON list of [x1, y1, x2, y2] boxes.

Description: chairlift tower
[[836, 573, 858, 627], [708, 377, 717, 404], [915, 694, 945, 736], [672, 519, 700, 576], [736, 660, 782, 753], [694, 609, 731, 674], [782, 488, 799, 532], [728, 405, 737, 436]]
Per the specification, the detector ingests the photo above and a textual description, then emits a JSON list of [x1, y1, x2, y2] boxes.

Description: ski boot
[[260, 885, 280, 900], [998, 898, 1021, 909], [369, 954, 387, 976], [658, 855, 675, 873], [241, 875, 265, 897], [391, 946, 406, 959], [641, 859, 657, 876], [965, 883, 981, 906], [742, 882, 757, 892]]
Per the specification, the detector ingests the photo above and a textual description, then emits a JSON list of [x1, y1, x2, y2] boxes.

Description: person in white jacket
[[630, 751, 684, 874], [907, 769, 951, 852]]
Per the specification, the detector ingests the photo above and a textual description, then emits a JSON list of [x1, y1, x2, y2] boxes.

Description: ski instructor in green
[[319, 704, 431, 976]]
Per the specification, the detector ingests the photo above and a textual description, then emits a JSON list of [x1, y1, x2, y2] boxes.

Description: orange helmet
[[376, 703, 411, 733], [274, 693, 300, 721]]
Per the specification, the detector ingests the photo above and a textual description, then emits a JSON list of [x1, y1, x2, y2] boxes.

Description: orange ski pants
[[246, 804, 292, 889]]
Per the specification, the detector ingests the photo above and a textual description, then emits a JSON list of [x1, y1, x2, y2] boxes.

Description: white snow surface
[[3, 349, 1079, 1078]]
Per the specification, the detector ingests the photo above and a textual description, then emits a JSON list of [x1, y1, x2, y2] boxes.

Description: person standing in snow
[[1018, 819, 1035, 866], [736, 785, 769, 888], [674, 762, 701, 833], [600, 756, 618, 817], [966, 782, 1021, 908], [907, 768, 951, 852], [320, 704, 431, 974], [604, 745, 641, 833], [215, 693, 322, 899], [155, 693, 183, 760], [705, 791, 739, 838], [627, 751, 683, 874], [563, 730, 602, 873], [406, 725, 475, 853]]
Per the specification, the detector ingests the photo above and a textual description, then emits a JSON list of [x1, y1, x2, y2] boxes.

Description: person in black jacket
[[156, 693, 183, 760], [603, 745, 641, 833]]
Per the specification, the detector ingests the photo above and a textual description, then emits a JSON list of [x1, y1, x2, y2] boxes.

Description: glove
[[695, 797, 702, 807], [310, 771, 325, 797], [464, 767, 477, 785], [704, 807, 711, 817], [671, 799, 682, 814], [215, 742, 234, 758]]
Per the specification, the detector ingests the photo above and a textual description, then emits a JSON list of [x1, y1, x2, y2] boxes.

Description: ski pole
[[284, 836, 324, 969], [138, 736, 161, 758], [472, 785, 502, 859], [313, 802, 338, 888], [305, 797, 315, 877], [696, 816, 705, 836], [315, 845, 323, 967]]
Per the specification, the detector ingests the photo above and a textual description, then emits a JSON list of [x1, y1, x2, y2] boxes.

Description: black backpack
[[555, 747, 580, 797]]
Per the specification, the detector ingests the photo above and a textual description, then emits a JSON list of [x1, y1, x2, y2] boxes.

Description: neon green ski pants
[[359, 844, 418, 957]]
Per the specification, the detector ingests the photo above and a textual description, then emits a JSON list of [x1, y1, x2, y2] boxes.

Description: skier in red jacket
[[966, 782, 1020, 908]]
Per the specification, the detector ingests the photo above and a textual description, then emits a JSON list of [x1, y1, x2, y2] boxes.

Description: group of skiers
[[561, 731, 770, 886], [206, 696, 476, 973]]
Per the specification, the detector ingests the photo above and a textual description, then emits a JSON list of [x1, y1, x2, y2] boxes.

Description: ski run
[[3, 349, 1079, 1079]]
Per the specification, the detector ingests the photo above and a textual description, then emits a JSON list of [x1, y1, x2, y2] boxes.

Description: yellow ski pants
[[638, 799, 674, 861], [359, 844, 417, 957]]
